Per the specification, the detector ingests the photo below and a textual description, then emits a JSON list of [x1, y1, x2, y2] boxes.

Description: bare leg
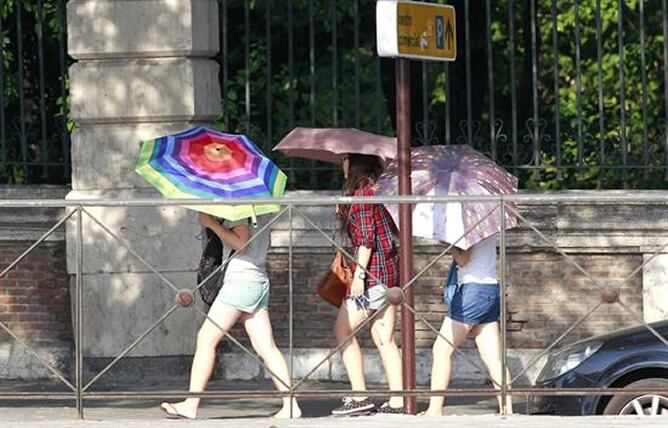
[[473, 322, 514, 414], [161, 304, 242, 419], [369, 305, 403, 408], [243, 308, 301, 418], [425, 317, 471, 416], [334, 301, 369, 400]]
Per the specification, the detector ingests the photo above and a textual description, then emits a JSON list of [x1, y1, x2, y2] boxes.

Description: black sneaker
[[331, 397, 376, 416], [376, 402, 404, 414]]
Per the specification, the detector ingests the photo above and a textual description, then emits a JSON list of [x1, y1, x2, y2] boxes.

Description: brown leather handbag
[[317, 250, 353, 307]]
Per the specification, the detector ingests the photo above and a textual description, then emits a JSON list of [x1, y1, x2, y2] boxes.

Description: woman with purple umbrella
[[423, 237, 513, 416], [376, 145, 517, 415]]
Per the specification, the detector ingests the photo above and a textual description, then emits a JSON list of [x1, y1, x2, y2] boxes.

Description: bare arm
[[355, 245, 372, 273], [349, 245, 372, 297], [451, 246, 473, 267], [199, 213, 250, 251]]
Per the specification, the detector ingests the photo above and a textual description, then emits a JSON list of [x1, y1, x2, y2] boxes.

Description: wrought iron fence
[[2, 1, 667, 189], [0, 194, 667, 418], [217, 0, 668, 190], [0, 0, 70, 184]]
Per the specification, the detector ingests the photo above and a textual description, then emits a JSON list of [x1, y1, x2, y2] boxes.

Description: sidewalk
[[1, 379, 665, 427], [2, 410, 665, 428]]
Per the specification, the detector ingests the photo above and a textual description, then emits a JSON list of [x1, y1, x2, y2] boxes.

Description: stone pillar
[[643, 254, 668, 322], [66, 0, 220, 359]]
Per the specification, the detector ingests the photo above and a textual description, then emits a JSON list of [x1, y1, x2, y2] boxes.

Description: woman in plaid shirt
[[330, 154, 404, 416]]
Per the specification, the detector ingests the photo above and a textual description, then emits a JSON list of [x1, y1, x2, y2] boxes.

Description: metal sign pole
[[396, 57, 416, 415]]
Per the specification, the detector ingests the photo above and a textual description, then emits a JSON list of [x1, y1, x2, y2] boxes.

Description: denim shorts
[[444, 282, 500, 325], [345, 285, 388, 311]]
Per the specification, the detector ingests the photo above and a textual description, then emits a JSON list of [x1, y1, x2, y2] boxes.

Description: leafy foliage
[[1, 0, 70, 184]]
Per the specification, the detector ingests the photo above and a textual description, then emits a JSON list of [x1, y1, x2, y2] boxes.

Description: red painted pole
[[396, 58, 416, 414]]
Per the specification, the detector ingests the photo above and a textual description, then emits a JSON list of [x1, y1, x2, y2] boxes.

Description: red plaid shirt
[[344, 180, 399, 290]]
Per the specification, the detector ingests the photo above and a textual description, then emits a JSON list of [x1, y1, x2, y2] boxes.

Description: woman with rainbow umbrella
[[136, 126, 300, 419]]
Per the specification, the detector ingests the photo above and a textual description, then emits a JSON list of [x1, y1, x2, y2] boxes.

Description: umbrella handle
[[250, 205, 258, 227]]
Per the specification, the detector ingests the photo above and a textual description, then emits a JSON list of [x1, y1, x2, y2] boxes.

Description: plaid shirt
[[344, 180, 400, 290]]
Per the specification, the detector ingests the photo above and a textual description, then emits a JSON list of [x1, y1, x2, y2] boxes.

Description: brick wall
[[223, 249, 643, 351], [0, 242, 72, 344], [0, 186, 72, 379]]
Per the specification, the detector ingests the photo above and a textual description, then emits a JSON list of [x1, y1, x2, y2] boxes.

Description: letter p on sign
[[436, 16, 444, 49]]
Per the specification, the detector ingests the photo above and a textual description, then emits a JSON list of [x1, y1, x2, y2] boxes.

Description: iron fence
[[0, 194, 667, 418], [2, 1, 667, 189], [0, 0, 70, 184], [217, 0, 668, 190]]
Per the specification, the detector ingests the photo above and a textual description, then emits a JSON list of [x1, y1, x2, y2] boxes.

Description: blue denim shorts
[[444, 282, 500, 325], [345, 286, 388, 311]]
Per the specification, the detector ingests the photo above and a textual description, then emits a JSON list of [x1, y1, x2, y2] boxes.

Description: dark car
[[530, 320, 668, 416]]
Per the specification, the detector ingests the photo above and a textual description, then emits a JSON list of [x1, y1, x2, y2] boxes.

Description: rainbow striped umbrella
[[136, 126, 286, 221]]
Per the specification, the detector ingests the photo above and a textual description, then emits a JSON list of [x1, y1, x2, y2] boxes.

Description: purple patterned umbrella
[[376, 145, 518, 249]]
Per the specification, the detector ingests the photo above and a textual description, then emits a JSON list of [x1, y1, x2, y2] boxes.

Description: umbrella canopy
[[136, 126, 286, 221], [273, 127, 397, 164], [376, 145, 518, 250]]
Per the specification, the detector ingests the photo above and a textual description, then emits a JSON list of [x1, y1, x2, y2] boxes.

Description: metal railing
[[0, 194, 667, 418]]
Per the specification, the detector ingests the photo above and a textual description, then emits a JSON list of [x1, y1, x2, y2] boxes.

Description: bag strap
[[445, 261, 458, 288]]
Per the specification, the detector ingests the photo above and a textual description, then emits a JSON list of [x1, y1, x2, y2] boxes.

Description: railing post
[[397, 58, 416, 414], [288, 204, 294, 417], [76, 206, 84, 418], [500, 199, 508, 415]]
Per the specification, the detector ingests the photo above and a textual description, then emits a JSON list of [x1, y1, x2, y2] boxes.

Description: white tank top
[[457, 236, 498, 285]]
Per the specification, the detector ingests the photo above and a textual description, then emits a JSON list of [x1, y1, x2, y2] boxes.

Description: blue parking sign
[[436, 15, 444, 49]]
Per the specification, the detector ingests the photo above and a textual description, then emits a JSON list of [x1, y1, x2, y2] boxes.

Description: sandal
[[160, 402, 196, 420]]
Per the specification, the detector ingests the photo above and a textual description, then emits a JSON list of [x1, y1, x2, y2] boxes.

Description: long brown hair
[[338, 154, 384, 229]]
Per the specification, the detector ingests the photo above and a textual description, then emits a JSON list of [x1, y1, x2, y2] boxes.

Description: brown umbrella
[[273, 127, 397, 164]]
